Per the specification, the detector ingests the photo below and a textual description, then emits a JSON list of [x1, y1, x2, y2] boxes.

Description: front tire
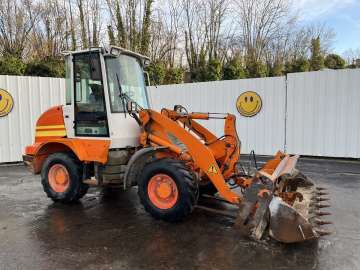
[[199, 181, 218, 196], [41, 152, 89, 203], [137, 159, 198, 222]]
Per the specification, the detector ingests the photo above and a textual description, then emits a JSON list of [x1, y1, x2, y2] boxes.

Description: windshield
[[105, 54, 149, 112]]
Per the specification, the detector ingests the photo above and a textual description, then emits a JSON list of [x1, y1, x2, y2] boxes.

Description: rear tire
[[137, 159, 198, 222], [41, 152, 89, 203]]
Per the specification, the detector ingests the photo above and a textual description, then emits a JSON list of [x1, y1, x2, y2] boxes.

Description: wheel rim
[[148, 173, 179, 209], [48, 164, 70, 193]]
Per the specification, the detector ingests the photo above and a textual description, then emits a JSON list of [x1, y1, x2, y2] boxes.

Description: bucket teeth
[[316, 211, 332, 216], [314, 219, 333, 225], [311, 197, 330, 202], [310, 202, 331, 208], [315, 229, 332, 236], [318, 203, 331, 208], [316, 192, 329, 196]]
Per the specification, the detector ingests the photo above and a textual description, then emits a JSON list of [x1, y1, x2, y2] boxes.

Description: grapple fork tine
[[314, 219, 333, 225], [311, 197, 330, 202], [316, 211, 332, 216], [315, 229, 332, 236]]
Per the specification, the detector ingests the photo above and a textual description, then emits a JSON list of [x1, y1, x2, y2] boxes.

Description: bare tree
[[343, 48, 360, 64], [91, 0, 101, 46], [235, 0, 292, 62], [305, 23, 335, 54], [0, 0, 340, 80], [68, 0, 77, 50], [105, 0, 154, 53], [205, 0, 229, 60], [0, 0, 41, 57], [182, 0, 208, 73], [30, 0, 69, 58], [148, 0, 183, 66], [77, 0, 88, 48], [148, 10, 173, 62]]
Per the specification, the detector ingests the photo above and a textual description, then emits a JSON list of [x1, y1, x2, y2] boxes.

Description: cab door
[[72, 52, 109, 137]]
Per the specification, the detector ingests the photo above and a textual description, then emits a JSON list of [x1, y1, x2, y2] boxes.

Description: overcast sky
[[293, 0, 360, 54]]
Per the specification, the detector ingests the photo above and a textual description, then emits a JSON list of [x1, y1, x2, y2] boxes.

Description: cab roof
[[61, 46, 150, 64]]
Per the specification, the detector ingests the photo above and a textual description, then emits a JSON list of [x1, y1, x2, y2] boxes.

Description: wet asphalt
[[0, 158, 359, 270]]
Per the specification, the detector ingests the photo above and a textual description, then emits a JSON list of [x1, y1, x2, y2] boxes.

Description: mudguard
[[123, 147, 168, 189]]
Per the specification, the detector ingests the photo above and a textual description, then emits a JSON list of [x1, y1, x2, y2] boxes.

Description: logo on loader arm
[[208, 164, 218, 174]]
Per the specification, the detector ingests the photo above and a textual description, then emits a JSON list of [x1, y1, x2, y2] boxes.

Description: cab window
[[105, 54, 149, 112]]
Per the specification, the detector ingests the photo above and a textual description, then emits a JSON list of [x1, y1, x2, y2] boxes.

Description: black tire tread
[[199, 181, 218, 196], [137, 158, 198, 222], [41, 152, 89, 203]]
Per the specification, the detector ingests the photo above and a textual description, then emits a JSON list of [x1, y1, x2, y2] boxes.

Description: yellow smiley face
[[0, 89, 14, 117], [236, 91, 262, 117]]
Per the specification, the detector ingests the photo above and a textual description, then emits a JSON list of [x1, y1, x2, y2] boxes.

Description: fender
[[123, 146, 168, 189], [24, 138, 111, 174]]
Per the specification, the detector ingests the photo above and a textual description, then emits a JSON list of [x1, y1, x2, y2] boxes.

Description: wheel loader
[[23, 46, 331, 244]]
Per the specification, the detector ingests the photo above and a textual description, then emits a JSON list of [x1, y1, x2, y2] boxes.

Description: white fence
[[0, 75, 65, 163], [286, 69, 360, 158], [149, 77, 287, 156], [0, 69, 359, 163]]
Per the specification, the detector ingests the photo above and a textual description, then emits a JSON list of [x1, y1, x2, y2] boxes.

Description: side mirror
[[143, 59, 151, 66], [89, 54, 102, 81], [126, 100, 137, 113]]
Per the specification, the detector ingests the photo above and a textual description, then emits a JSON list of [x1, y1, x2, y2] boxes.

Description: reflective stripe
[[36, 125, 66, 130], [36, 130, 67, 137]]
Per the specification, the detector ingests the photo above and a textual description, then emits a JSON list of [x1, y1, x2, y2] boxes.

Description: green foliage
[[0, 55, 26, 75], [310, 37, 324, 71], [190, 48, 207, 82], [164, 67, 184, 84], [115, 1, 126, 47], [191, 67, 205, 82], [146, 61, 166, 85], [25, 57, 65, 77], [285, 57, 310, 73], [140, 0, 154, 55], [205, 58, 222, 81], [347, 60, 360, 69], [269, 61, 285, 77], [223, 57, 246, 80], [245, 58, 268, 78], [324, 54, 346, 69]]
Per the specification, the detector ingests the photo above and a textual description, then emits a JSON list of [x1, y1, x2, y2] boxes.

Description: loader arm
[[138, 109, 241, 204], [161, 109, 241, 179]]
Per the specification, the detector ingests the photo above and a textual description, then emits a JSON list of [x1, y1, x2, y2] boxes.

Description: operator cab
[[62, 47, 150, 148]]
